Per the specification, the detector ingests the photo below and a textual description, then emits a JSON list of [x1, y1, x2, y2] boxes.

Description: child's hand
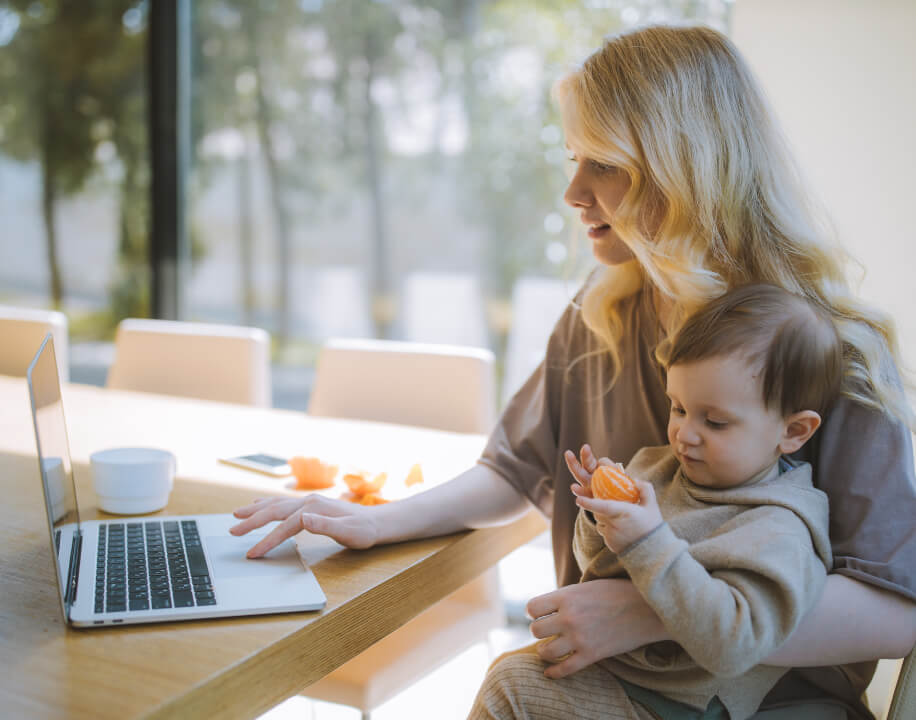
[[563, 443, 601, 495], [566, 445, 663, 552]]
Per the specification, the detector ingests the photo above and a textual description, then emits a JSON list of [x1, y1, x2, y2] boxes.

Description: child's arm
[[566, 445, 830, 678], [613, 506, 827, 677]]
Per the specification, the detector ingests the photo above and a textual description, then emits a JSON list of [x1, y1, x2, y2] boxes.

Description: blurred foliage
[[0, 0, 730, 344]]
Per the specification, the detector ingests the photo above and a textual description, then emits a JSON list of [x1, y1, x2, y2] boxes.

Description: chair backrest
[[0, 305, 69, 382], [106, 318, 271, 407], [501, 276, 570, 405], [888, 647, 915, 720], [308, 337, 496, 434], [401, 272, 489, 349]]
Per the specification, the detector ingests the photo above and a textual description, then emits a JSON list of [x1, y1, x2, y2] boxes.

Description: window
[[0, 1, 731, 404]]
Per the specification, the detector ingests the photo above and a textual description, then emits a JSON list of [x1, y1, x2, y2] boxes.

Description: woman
[[232, 25, 915, 718]]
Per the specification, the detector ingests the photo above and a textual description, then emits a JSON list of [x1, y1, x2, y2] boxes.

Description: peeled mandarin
[[289, 456, 338, 490], [592, 464, 639, 503]]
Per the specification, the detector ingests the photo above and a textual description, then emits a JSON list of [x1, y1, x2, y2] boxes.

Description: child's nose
[[677, 423, 701, 446]]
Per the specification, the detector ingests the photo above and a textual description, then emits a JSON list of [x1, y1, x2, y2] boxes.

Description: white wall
[[732, 0, 916, 372]]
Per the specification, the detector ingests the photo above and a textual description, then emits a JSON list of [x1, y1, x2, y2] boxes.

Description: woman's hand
[[230, 494, 382, 557], [526, 579, 669, 679]]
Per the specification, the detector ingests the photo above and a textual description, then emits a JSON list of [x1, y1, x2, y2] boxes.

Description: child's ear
[[779, 410, 822, 454]]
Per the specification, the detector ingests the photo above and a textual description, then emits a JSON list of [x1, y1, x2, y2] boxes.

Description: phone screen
[[238, 454, 288, 467]]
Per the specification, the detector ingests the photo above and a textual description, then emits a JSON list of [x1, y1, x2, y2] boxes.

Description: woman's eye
[[588, 159, 617, 174]]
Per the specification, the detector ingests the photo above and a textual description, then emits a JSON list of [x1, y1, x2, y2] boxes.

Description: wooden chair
[[106, 318, 271, 406], [304, 337, 504, 718], [0, 305, 69, 382]]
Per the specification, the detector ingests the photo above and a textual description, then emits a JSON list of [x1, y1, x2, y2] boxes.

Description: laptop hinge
[[66, 529, 82, 605]]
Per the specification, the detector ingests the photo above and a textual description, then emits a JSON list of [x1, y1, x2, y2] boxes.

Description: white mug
[[90, 447, 176, 515]]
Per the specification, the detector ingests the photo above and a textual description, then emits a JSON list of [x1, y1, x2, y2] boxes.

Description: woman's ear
[[778, 410, 822, 454]]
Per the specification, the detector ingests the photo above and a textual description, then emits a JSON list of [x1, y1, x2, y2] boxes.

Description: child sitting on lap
[[471, 283, 842, 720]]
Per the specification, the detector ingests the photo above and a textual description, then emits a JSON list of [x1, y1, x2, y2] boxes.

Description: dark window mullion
[[148, 0, 191, 320]]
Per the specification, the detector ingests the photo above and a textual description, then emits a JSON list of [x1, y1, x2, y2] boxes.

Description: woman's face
[[564, 148, 634, 265]]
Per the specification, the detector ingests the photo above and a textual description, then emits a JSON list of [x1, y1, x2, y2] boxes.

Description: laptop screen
[[26, 333, 80, 621]]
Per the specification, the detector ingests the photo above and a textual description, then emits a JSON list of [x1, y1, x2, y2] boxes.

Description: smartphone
[[218, 453, 292, 476]]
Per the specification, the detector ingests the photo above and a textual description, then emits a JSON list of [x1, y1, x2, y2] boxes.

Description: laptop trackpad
[[205, 535, 304, 580]]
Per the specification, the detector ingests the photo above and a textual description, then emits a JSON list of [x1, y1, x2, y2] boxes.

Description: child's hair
[[553, 24, 913, 428], [667, 284, 843, 418]]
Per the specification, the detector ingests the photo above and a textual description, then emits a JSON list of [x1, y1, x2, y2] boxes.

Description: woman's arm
[[766, 574, 916, 665], [230, 462, 530, 556], [528, 574, 915, 679]]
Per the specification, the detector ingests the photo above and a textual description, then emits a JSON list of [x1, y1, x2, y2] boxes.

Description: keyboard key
[[173, 591, 194, 608], [129, 597, 149, 611]]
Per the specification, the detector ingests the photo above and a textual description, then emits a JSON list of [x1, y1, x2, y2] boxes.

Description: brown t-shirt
[[479, 279, 916, 713]]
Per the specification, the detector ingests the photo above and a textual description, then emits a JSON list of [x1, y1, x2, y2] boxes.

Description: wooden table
[[0, 376, 546, 719]]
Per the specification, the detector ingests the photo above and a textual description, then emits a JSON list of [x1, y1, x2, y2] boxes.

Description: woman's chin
[[591, 234, 634, 266]]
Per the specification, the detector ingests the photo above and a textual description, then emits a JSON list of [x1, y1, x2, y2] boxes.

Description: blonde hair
[[553, 24, 912, 427]]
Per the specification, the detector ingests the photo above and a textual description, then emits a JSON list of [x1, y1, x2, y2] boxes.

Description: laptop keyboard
[[94, 520, 216, 614]]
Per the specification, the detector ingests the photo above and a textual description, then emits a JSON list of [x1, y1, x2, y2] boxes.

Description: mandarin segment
[[343, 471, 388, 499], [592, 463, 639, 503], [357, 492, 390, 506], [343, 471, 371, 495], [405, 463, 424, 487]]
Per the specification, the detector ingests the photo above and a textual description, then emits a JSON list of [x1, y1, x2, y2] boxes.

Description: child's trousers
[[467, 644, 658, 720]]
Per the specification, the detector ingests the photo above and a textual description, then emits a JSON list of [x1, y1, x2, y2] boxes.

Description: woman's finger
[[232, 497, 273, 518], [244, 511, 305, 558], [298, 494, 362, 519], [529, 610, 563, 640], [543, 648, 595, 679], [229, 499, 302, 535], [526, 589, 561, 621], [535, 634, 575, 664]]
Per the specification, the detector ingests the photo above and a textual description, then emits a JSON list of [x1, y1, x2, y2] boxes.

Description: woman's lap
[[468, 644, 849, 720], [467, 644, 653, 720]]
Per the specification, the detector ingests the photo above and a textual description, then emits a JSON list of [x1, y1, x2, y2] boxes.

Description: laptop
[[27, 332, 326, 628]]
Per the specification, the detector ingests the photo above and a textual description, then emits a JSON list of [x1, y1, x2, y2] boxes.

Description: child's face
[[665, 354, 790, 488]]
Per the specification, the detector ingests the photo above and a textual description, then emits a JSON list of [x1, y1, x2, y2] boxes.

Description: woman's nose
[[563, 168, 591, 208]]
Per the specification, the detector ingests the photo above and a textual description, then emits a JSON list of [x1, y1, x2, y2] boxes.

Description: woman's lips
[[587, 224, 611, 239]]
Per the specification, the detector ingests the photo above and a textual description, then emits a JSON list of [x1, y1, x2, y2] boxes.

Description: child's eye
[[705, 419, 729, 430], [670, 406, 686, 416]]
